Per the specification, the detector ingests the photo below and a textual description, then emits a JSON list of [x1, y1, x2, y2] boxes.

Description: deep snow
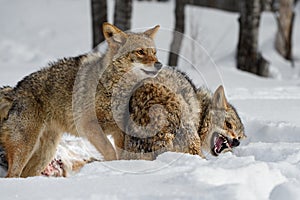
[[0, 0, 300, 199]]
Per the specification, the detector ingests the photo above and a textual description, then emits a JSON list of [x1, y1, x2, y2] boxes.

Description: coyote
[[120, 67, 246, 160], [0, 22, 161, 177]]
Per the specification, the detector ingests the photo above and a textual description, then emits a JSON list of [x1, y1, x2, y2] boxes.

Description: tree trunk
[[237, 0, 269, 77], [186, 0, 240, 12], [275, 0, 294, 60], [114, 0, 133, 31], [91, 0, 107, 48], [168, 0, 186, 67]]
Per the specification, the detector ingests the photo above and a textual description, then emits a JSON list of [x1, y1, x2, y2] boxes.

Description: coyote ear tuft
[[144, 25, 160, 39], [102, 22, 128, 44], [212, 85, 228, 109]]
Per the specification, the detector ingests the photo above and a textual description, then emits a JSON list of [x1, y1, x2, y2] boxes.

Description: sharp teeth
[[214, 146, 218, 153]]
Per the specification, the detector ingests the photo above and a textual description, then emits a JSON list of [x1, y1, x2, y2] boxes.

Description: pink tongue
[[216, 137, 224, 152]]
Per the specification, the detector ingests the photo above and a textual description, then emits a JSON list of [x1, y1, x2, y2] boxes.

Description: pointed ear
[[102, 22, 128, 45], [144, 25, 160, 39], [212, 85, 228, 109]]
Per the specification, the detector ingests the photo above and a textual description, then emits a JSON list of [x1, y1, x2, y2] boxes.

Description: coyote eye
[[225, 121, 232, 129], [137, 49, 145, 56]]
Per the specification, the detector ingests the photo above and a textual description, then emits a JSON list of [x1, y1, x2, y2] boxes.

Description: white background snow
[[1, 0, 300, 199]]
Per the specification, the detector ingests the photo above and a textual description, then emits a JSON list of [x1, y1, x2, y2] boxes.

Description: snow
[[1, 0, 300, 199]]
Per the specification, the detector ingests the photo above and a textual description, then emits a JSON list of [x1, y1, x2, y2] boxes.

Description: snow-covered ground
[[1, 0, 300, 199]]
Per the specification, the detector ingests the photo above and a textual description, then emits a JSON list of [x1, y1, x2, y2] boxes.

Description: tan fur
[[0, 86, 14, 124], [120, 68, 246, 160], [117, 67, 202, 160], [0, 23, 161, 177], [197, 86, 246, 156]]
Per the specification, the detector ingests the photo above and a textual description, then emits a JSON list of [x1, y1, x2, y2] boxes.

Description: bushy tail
[[0, 86, 14, 123]]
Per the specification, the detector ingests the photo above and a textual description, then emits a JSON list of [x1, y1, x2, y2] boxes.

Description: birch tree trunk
[[275, 0, 294, 60], [237, 0, 269, 77]]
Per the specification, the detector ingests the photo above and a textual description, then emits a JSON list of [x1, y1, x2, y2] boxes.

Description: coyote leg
[[21, 127, 61, 177], [3, 118, 43, 178], [81, 120, 117, 161]]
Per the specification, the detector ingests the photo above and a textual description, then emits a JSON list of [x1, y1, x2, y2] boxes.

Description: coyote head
[[102, 22, 162, 79], [199, 86, 246, 156]]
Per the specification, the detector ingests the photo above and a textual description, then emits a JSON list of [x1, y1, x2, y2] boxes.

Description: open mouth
[[141, 69, 159, 76], [211, 133, 232, 156]]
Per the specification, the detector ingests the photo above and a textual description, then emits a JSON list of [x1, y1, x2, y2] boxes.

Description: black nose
[[154, 62, 163, 70], [232, 138, 240, 147]]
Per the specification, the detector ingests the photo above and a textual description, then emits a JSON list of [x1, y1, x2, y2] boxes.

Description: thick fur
[[120, 67, 246, 160], [119, 67, 202, 160], [197, 86, 246, 156], [0, 86, 14, 124], [0, 85, 96, 177], [0, 22, 161, 177]]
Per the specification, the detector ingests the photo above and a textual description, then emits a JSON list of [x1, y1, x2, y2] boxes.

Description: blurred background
[[0, 0, 299, 86]]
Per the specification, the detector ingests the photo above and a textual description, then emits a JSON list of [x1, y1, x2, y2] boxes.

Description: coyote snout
[[211, 132, 242, 156], [132, 61, 163, 78]]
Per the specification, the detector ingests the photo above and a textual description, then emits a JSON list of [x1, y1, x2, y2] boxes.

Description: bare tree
[[275, 0, 295, 61], [168, 0, 186, 66], [114, 0, 133, 31], [237, 0, 269, 77], [91, 0, 107, 48], [168, 0, 247, 67]]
